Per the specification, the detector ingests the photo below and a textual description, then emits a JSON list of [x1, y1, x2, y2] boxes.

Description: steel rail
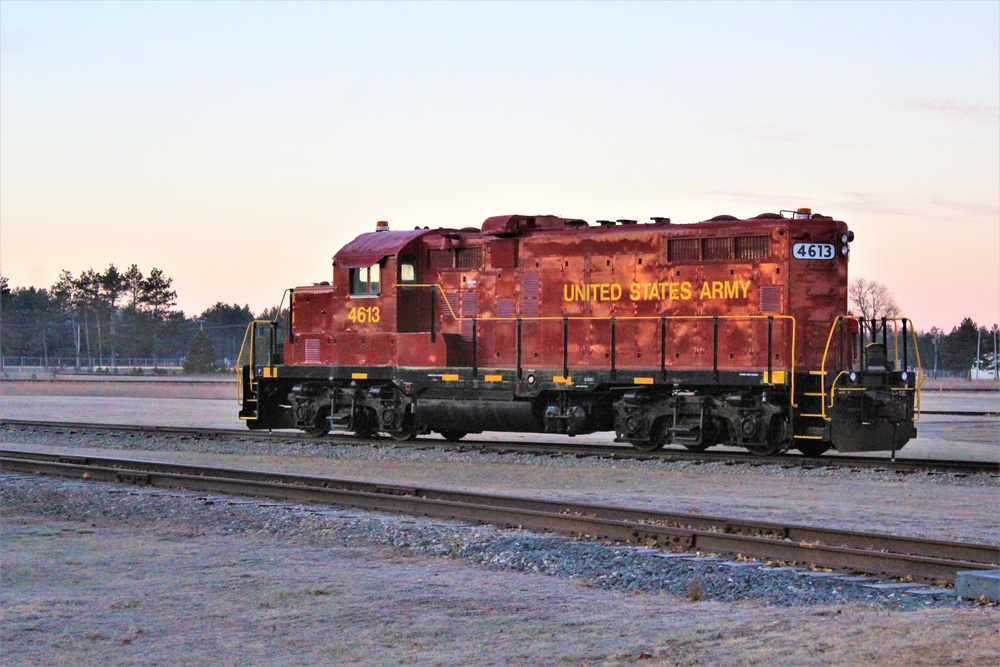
[[1, 419, 997, 475], [2, 449, 997, 584], [921, 411, 1000, 417]]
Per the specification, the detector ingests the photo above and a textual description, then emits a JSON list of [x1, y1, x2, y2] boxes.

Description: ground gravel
[[3, 473, 999, 666], [0, 474, 976, 610], [3, 424, 999, 666]]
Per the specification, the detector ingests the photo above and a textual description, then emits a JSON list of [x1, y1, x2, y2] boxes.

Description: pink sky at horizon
[[2, 1, 997, 333]]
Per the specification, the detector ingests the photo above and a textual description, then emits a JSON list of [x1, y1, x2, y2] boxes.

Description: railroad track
[[2, 419, 997, 476], [2, 448, 997, 585]]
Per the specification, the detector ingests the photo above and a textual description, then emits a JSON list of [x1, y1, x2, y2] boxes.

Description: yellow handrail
[[818, 316, 923, 422], [394, 283, 798, 408], [235, 319, 276, 403]]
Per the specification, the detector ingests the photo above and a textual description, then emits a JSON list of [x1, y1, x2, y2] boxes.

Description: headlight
[[840, 246, 849, 256], [901, 372, 908, 382], [840, 234, 848, 243], [849, 372, 857, 382]]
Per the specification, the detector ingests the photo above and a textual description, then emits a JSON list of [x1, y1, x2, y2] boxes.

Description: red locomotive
[[238, 209, 921, 456]]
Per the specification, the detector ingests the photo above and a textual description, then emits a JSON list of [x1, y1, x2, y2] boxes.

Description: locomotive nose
[[877, 397, 908, 424]]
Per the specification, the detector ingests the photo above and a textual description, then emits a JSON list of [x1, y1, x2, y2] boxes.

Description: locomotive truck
[[238, 209, 921, 456]]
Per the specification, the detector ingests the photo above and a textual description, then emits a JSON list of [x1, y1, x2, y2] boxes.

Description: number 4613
[[348, 306, 380, 324]]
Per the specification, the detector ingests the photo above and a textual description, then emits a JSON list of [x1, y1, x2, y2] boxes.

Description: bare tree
[[849, 277, 900, 322]]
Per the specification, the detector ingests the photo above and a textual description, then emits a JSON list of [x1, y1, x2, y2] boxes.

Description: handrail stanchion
[[562, 317, 569, 380], [767, 316, 773, 383], [902, 318, 908, 375], [610, 317, 617, 381], [660, 316, 667, 381], [430, 288, 436, 344], [713, 316, 719, 383], [516, 317, 523, 380], [472, 318, 478, 377]]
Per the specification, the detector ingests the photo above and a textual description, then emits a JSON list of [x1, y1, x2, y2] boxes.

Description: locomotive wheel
[[388, 416, 418, 442], [304, 408, 330, 437], [630, 418, 667, 452], [745, 416, 788, 457], [796, 442, 831, 457], [439, 430, 468, 442], [353, 408, 379, 439], [745, 442, 782, 457], [629, 439, 664, 452]]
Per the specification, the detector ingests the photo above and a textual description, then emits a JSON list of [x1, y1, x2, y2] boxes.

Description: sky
[[1, 0, 998, 332]]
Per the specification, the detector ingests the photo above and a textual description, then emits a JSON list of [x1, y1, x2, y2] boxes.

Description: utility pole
[[931, 327, 941, 380], [976, 327, 982, 378], [994, 324, 998, 382]]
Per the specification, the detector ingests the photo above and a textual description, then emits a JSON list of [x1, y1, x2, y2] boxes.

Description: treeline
[[1, 268, 996, 377], [0, 266, 261, 374], [913, 318, 998, 378]]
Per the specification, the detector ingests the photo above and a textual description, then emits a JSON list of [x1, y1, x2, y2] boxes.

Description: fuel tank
[[414, 398, 541, 433]]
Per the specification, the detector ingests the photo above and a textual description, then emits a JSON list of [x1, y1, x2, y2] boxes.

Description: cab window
[[400, 259, 416, 283], [350, 263, 380, 296]]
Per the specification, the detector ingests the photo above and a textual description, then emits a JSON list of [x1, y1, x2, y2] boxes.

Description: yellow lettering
[[568, 280, 744, 303], [563, 283, 629, 302]]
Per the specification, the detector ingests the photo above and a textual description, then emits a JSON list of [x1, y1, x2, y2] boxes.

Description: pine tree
[[183, 331, 219, 374], [941, 318, 979, 375]]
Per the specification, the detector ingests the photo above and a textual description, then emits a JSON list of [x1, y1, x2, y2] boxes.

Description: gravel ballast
[[4, 473, 1000, 667], [0, 474, 975, 610]]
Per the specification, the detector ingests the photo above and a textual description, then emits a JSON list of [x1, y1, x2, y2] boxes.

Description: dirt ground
[[3, 505, 998, 667]]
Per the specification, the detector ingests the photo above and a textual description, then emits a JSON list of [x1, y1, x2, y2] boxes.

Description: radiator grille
[[304, 338, 321, 364], [736, 235, 769, 260], [456, 247, 483, 269], [668, 238, 700, 262], [702, 237, 734, 261], [759, 285, 783, 313], [460, 293, 479, 341], [521, 273, 540, 318]]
